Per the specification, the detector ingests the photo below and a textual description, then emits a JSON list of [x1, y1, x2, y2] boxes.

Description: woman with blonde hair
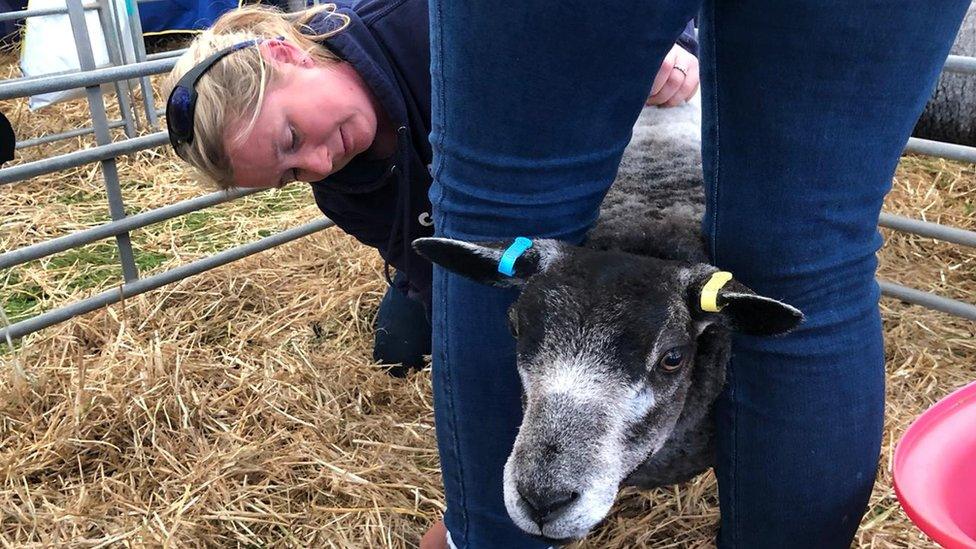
[[163, 0, 699, 544], [164, 0, 437, 377]]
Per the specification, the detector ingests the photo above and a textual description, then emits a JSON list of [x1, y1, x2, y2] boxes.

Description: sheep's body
[[588, 101, 707, 265], [413, 95, 802, 541], [586, 100, 727, 489], [914, 4, 976, 147]]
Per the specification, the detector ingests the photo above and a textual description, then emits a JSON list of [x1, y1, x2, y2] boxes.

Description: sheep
[[414, 97, 804, 543], [913, 3, 976, 147]]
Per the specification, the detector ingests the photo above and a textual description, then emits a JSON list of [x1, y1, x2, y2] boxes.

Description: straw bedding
[[1, 49, 974, 547]]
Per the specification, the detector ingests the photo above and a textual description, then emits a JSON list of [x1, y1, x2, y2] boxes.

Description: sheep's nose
[[517, 484, 579, 525]]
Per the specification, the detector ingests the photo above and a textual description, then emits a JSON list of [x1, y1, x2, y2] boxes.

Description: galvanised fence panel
[[1, 0, 335, 341]]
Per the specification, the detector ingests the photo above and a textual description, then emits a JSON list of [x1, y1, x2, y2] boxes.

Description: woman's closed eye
[[277, 126, 300, 187], [288, 125, 299, 151]]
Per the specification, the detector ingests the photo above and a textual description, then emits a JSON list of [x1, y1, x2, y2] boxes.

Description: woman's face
[[224, 42, 380, 188]]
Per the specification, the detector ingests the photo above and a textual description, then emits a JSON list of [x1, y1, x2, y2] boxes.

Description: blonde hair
[[162, 4, 350, 189]]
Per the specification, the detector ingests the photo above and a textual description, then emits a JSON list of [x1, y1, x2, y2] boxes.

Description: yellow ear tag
[[700, 271, 733, 313]]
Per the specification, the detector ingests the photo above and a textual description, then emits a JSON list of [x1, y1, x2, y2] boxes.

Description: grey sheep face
[[504, 249, 713, 541], [412, 237, 802, 543]]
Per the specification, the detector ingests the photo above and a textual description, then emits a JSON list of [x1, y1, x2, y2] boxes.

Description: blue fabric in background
[[138, 0, 238, 33], [0, 0, 27, 41], [0, 0, 237, 38]]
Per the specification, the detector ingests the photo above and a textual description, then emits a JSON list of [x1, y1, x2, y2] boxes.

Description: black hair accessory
[[165, 38, 277, 158]]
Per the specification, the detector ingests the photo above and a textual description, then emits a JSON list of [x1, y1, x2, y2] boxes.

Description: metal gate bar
[[0, 132, 168, 183], [0, 218, 335, 340], [905, 137, 976, 164], [0, 188, 264, 269], [879, 213, 976, 248], [0, 1, 97, 22], [945, 54, 976, 73], [0, 3, 340, 344], [880, 281, 976, 320], [65, 0, 138, 281], [147, 48, 187, 61], [0, 57, 176, 100], [94, 0, 138, 137], [16, 119, 128, 149], [123, 0, 160, 128]]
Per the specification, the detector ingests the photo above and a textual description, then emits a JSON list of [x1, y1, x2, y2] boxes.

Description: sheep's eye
[[658, 347, 687, 373]]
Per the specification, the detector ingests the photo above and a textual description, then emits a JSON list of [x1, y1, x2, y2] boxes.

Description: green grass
[[3, 293, 39, 325], [162, 211, 228, 253], [56, 188, 101, 205], [2, 243, 173, 323], [3, 182, 314, 339], [45, 242, 131, 292], [250, 186, 310, 215], [158, 210, 258, 254], [134, 249, 171, 272], [178, 211, 213, 232], [2, 270, 39, 324]]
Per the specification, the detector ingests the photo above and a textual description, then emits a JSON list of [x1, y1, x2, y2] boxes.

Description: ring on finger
[[673, 66, 688, 76]]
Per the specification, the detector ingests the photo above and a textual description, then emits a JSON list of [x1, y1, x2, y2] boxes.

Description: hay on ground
[[1, 48, 974, 547]]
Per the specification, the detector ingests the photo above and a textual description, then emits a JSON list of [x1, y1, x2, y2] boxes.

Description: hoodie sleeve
[[676, 19, 698, 57]]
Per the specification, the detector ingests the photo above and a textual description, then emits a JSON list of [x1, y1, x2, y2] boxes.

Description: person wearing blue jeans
[[426, 1, 970, 547]]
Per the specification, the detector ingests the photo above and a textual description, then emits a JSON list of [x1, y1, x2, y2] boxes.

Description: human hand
[[646, 44, 700, 107], [420, 520, 448, 549]]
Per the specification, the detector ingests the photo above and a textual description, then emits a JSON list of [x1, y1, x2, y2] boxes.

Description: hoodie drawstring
[[382, 126, 412, 292]]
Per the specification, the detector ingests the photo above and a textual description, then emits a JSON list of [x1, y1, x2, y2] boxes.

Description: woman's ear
[[259, 39, 308, 67]]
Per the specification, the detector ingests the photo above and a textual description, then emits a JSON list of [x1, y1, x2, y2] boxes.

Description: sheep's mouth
[[530, 532, 576, 546]]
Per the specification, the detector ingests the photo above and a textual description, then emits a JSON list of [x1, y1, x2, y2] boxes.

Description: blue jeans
[[428, 1, 969, 547], [373, 272, 431, 377]]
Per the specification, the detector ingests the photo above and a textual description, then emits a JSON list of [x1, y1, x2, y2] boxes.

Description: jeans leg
[[428, 1, 702, 546], [373, 272, 431, 377], [698, 1, 970, 547]]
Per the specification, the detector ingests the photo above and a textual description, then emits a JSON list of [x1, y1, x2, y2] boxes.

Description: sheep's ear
[[690, 272, 804, 336], [412, 237, 564, 288]]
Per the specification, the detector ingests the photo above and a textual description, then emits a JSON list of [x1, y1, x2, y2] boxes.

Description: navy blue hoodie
[[305, 0, 434, 305], [304, 0, 697, 307]]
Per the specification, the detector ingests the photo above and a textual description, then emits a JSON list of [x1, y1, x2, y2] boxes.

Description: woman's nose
[[296, 149, 333, 182]]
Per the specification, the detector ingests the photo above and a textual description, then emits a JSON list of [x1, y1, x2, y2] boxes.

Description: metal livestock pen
[[0, 3, 974, 343]]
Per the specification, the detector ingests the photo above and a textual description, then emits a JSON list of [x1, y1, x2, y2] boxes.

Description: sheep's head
[[413, 237, 802, 542]]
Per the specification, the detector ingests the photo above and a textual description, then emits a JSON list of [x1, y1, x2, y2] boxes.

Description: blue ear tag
[[498, 237, 533, 277]]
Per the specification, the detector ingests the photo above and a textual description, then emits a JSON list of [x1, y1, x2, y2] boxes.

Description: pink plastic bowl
[[894, 379, 976, 549]]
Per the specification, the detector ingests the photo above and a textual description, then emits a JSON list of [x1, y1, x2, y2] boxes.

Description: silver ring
[[674, 65, 688, 77]]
